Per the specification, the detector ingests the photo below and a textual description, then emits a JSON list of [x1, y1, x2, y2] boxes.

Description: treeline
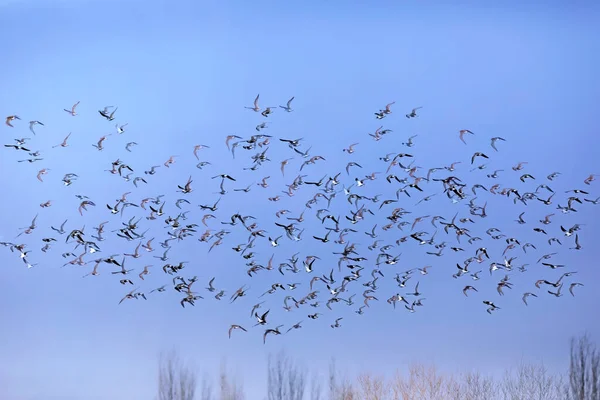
[[155, 333, 599, 400]]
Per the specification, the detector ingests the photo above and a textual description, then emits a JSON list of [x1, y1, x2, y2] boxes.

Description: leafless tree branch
[[199, 373, 213, 400], [501, 361, 564, 400], [267, 350, 306, 400], [568, 333, 600, 400], [219, 360, 245, 400], [157, 349, 198, 400], [310, 371, 323, 400], [328, 357, 356, 400]]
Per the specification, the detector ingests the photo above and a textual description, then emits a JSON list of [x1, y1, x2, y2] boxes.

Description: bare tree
[[157, 338, 599, 400], [328, 358, 356, 400], [501, 361, 564, 400], [344, 364, 499, 400], [157, 349, 198, 400], [329, 358, 337, 399], [267, 350, 307, 400], [219, 361, 245, 400], [356, 372, 389, 400], [389, 363, 457, 400], [567, 334, 600, 400], [310, 371, 323, 400], [457, 371, 497, 400], [200, 373, 213, 400]]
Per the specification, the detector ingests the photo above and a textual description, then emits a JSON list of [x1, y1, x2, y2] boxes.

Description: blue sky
[[1, 0, 599, 399]]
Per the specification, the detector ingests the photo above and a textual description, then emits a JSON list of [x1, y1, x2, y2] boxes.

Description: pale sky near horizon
[[1, 1, 599, 399]]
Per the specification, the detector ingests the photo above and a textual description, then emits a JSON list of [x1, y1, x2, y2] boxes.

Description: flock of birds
[[2, 95, 598, 344]]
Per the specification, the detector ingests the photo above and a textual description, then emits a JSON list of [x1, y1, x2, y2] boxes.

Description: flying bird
[[459, 130, 474, 144], [29, 120, 44, 134], [5, 115, 20, 127], [405, 107, 422, 118], [279, 96, 295, 112], [63, 101, 80, 116], [245, 94, 261, 112], [491, 137, 506, 151], [228, 324, 247, 339]]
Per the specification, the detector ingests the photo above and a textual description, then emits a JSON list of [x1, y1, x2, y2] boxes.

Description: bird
[[53, 133, 72, 148], [569, 283, 583, 296], [584, 174, 598, 185], [36, 168, 50, 182], [99, 106, 118, 121], [4, 143, 30, 152], [225, 135, 242, 151], [28, 120, 44, 134], [5, 115, 20, 127], [343, 143, 359, 154], [471, 152, 489, 164], [382, 101, 395, 114], [164, 155, 177, 168], [402, 135, 418, 147], [279, 96, 295, 112], [193, 144, 210, 160], [459, 130, 474, 144], [116, 123, 128, 134], [93, 134, 111, 151], [125, 142, 138, 152], [63, 101, 80, 116], [463, 285, 478, 297], [228, 324, 247, 338], [245, 94, 261, 112], [263, 325, 283, 344], [522, 292, 538, 306], [491, 137, 506, 151], [0, 89, 596, 347], [405, 107, 423, 118]]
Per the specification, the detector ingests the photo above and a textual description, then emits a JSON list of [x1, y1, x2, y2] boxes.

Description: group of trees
[[155, 334, 599, 400], [156, 351, 244, 400]]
